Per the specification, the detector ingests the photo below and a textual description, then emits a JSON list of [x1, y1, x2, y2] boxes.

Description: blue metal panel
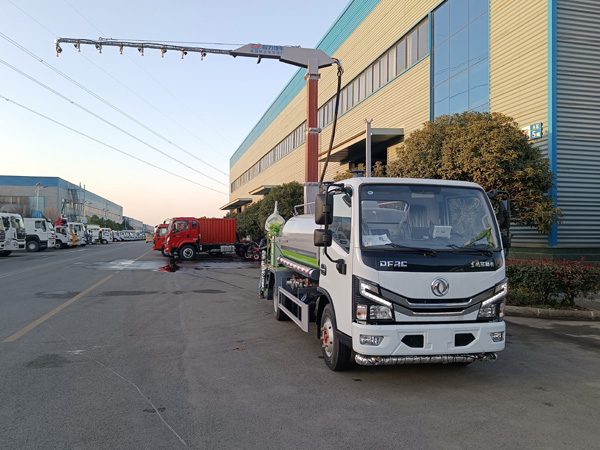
[[230, 0, 382, 167], [548, 0, 558, 246], [0, 175, 60, 188]]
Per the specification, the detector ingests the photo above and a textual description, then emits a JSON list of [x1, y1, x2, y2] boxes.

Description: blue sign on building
[[522, 122, 543, 140]]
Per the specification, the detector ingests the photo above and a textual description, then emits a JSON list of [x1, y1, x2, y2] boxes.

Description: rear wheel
[[27, 240, 40, 252], [320, 304, 352, 371], [179, 245, 196, 261]]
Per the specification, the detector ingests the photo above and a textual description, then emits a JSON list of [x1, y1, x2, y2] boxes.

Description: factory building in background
[[0, 175, 128, 225], [224, 0, 600, 260]]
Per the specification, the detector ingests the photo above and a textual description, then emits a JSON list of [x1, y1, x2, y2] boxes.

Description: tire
[[161, 248, 169, 257], [320, 304, 352, 371], [179, 245, 196, 261], [27, 240, 40, 252], [101, 239, 108, 244], [55, 242, 63, 250]]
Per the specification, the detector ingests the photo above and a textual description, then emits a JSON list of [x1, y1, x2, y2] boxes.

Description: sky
[[0, 0, 350, 227]]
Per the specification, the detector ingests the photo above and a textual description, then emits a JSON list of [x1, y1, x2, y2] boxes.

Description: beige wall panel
[[231, 0, 437, 199], [320, 61, 430, 158], [490, 0, 548, 128], [317, 0, 438, 102]]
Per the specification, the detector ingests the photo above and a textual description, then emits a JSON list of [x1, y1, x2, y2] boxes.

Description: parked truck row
[[0, 212, 148, 256]]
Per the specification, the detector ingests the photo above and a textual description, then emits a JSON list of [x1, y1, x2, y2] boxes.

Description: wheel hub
[[321, 318, 334, 357]]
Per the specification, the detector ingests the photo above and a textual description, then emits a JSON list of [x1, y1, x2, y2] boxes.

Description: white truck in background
[[54, 224, 77, 248], [99, 228, 112, 244], [0, 217, 6, 253], [0, 213, 27, 256], [86, 225, 100, 243], [68, 222, 87, 246], [261, 177, 511, 371], [24, 218, 56, 252]]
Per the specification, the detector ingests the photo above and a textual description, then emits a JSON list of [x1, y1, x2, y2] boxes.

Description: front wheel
[[320, 304, 352, 371], [55, 242, 63, 250], [179, 245, 196, 261], [27, 240, 40, 252]]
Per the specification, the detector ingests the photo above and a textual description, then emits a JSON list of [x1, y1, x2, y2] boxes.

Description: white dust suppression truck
[[260, 177, 511, 370]]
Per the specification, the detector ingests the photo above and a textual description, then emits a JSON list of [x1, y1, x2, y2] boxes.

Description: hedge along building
[[223, 0, 600, 260]]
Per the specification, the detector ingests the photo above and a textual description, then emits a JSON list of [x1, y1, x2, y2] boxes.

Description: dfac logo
[[431, 277, 449, 297], [379, 261, 408, 268]]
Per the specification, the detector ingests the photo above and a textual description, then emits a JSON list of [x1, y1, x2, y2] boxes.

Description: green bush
[[506, 258, 600, 307]]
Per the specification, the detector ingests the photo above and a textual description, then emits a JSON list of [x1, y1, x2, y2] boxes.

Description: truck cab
[[24, 218, 56, 252], [0, 213, 27, 256], [0, 217, 5, 253], [54, 224, 77, 248], [99, 228, 112, 244], [265, 178, 510, 370], [152, 223, 169, 255], [68, 222, 87, 246]]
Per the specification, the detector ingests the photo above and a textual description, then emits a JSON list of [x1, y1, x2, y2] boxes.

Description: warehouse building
[[223, 0, 600, 259], [0, 175, 123, 224]]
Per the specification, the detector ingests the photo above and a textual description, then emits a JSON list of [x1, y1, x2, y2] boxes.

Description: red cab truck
[[163, 217, 258, 261], [152, 223, 169, 255]]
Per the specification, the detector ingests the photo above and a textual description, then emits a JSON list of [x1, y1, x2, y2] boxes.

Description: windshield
[[158, 227, 168, 236], [360, 184, 500, 252], [12, 216, 26, 232]]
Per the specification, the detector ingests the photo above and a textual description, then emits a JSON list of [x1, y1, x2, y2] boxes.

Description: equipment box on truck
[[261, 177, 511, 371]]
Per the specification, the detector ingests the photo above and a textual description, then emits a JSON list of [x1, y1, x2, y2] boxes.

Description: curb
[[505, 305, 599, 321]]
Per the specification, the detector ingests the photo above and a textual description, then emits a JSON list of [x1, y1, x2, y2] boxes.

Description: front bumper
[[352, 320, 505, 360]]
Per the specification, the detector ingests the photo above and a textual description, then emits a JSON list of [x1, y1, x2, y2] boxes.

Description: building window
[[432, 0, 489, 118]]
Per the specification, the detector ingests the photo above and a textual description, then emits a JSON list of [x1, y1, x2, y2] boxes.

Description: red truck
[[152, 223, 169, 255], [163, 217, 259, 261]]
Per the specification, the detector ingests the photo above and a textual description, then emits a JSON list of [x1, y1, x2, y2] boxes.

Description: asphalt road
[[1, 242, 599, 450]]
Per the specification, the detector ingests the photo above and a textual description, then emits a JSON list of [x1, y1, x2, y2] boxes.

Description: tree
[[226, 181, 304, 241], [383, 112, 559, 233]]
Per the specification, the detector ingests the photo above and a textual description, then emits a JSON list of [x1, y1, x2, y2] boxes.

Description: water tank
[[280, 214, 319, 268]]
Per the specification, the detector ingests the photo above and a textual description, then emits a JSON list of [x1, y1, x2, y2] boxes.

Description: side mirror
[[497, 199, 510, 230], [315, 193, 333, 225], [501, 232, 511, 255], [314, 229, 332, 247]]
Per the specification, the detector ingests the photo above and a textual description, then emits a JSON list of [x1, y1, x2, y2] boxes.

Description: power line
[[0, 31, 229, 179], [0, 94, 227, 195], [59, 0, 238, 150]]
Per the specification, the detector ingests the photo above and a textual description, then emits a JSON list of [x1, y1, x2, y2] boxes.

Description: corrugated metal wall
[[556, 0, 600, 247], [489, 0, 549, 246]]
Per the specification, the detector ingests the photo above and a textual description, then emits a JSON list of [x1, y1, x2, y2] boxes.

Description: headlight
[[478, 280, 507, 319], [355, 279, 393, 322], [359, 280, 392, 308]]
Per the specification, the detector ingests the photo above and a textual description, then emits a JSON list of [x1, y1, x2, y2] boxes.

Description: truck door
[[319, 191, 354, 336]]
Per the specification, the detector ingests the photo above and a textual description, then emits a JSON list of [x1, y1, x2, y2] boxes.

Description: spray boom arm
[[54, 38, 338, 74]]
